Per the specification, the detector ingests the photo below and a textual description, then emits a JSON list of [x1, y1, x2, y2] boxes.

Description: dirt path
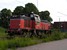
[[16, 39, 67, 50]]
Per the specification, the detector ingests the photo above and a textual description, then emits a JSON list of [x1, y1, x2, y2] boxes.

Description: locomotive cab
[[30, 14, 41, 25], [34, 14, 41, 25]]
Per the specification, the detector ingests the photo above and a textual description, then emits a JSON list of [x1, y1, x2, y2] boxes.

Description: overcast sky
[[0, 0, 67, 23]]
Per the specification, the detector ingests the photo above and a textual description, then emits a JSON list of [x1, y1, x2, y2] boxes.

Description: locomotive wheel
[[30, 31, 35, 37], [22, 31, 27, 37], [27, 30, 37, 37], [20, 31, 33, 37], [8, 32, 13, 36], [24, 32, 29, 37], [19, 31, 25, 37], [8, 32, 15, 38], [36, 31, 42, 38], [28, 31, 33, 37], [22, 31, 31, 37]]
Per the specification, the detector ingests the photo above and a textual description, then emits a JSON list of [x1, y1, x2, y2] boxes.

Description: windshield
[[34, 15, 41, 25]]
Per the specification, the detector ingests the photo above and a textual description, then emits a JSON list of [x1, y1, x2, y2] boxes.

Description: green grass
[[0, 37, 42, 50], [0, 27, 7, 37], [0, 27, 67, 50]]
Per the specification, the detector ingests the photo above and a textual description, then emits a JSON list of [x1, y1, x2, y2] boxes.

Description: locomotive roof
[[10, 15, 30, 20], [41, 20, 49, 23]]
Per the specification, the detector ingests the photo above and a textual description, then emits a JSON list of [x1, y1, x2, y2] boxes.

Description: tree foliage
[[39, 11, 53, 22], [0, 8, 12, 28], [24, 3, 39, 14], [13, 6, 24, 15], [13, 3, 39, 15]]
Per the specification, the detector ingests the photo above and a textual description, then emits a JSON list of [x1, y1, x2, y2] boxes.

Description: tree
[[24, 3, 39, 14], [0, 11, 1, 18], [1, 8, 12, 18], [0, 8, 12, 28], [39, 10, 53, 22], [13, 6, 24, 15]]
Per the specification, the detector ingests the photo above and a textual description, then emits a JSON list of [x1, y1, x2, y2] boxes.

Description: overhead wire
[[58, 12, 67, 16], [15, 0, 26, 5]]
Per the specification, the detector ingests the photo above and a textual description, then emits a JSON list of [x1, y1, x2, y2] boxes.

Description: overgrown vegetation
[[42, 29, 67, 42], [0, 37, 41, 50], [0, 27, 67, 50], [0, 27, 7, 37]]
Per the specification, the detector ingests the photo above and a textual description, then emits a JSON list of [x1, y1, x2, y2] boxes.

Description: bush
[[64, 32, 67, 38], [42, 29, 66, 42]]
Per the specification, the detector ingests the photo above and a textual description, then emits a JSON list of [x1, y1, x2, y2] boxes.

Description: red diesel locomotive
[[7, 13, 51, 37]]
